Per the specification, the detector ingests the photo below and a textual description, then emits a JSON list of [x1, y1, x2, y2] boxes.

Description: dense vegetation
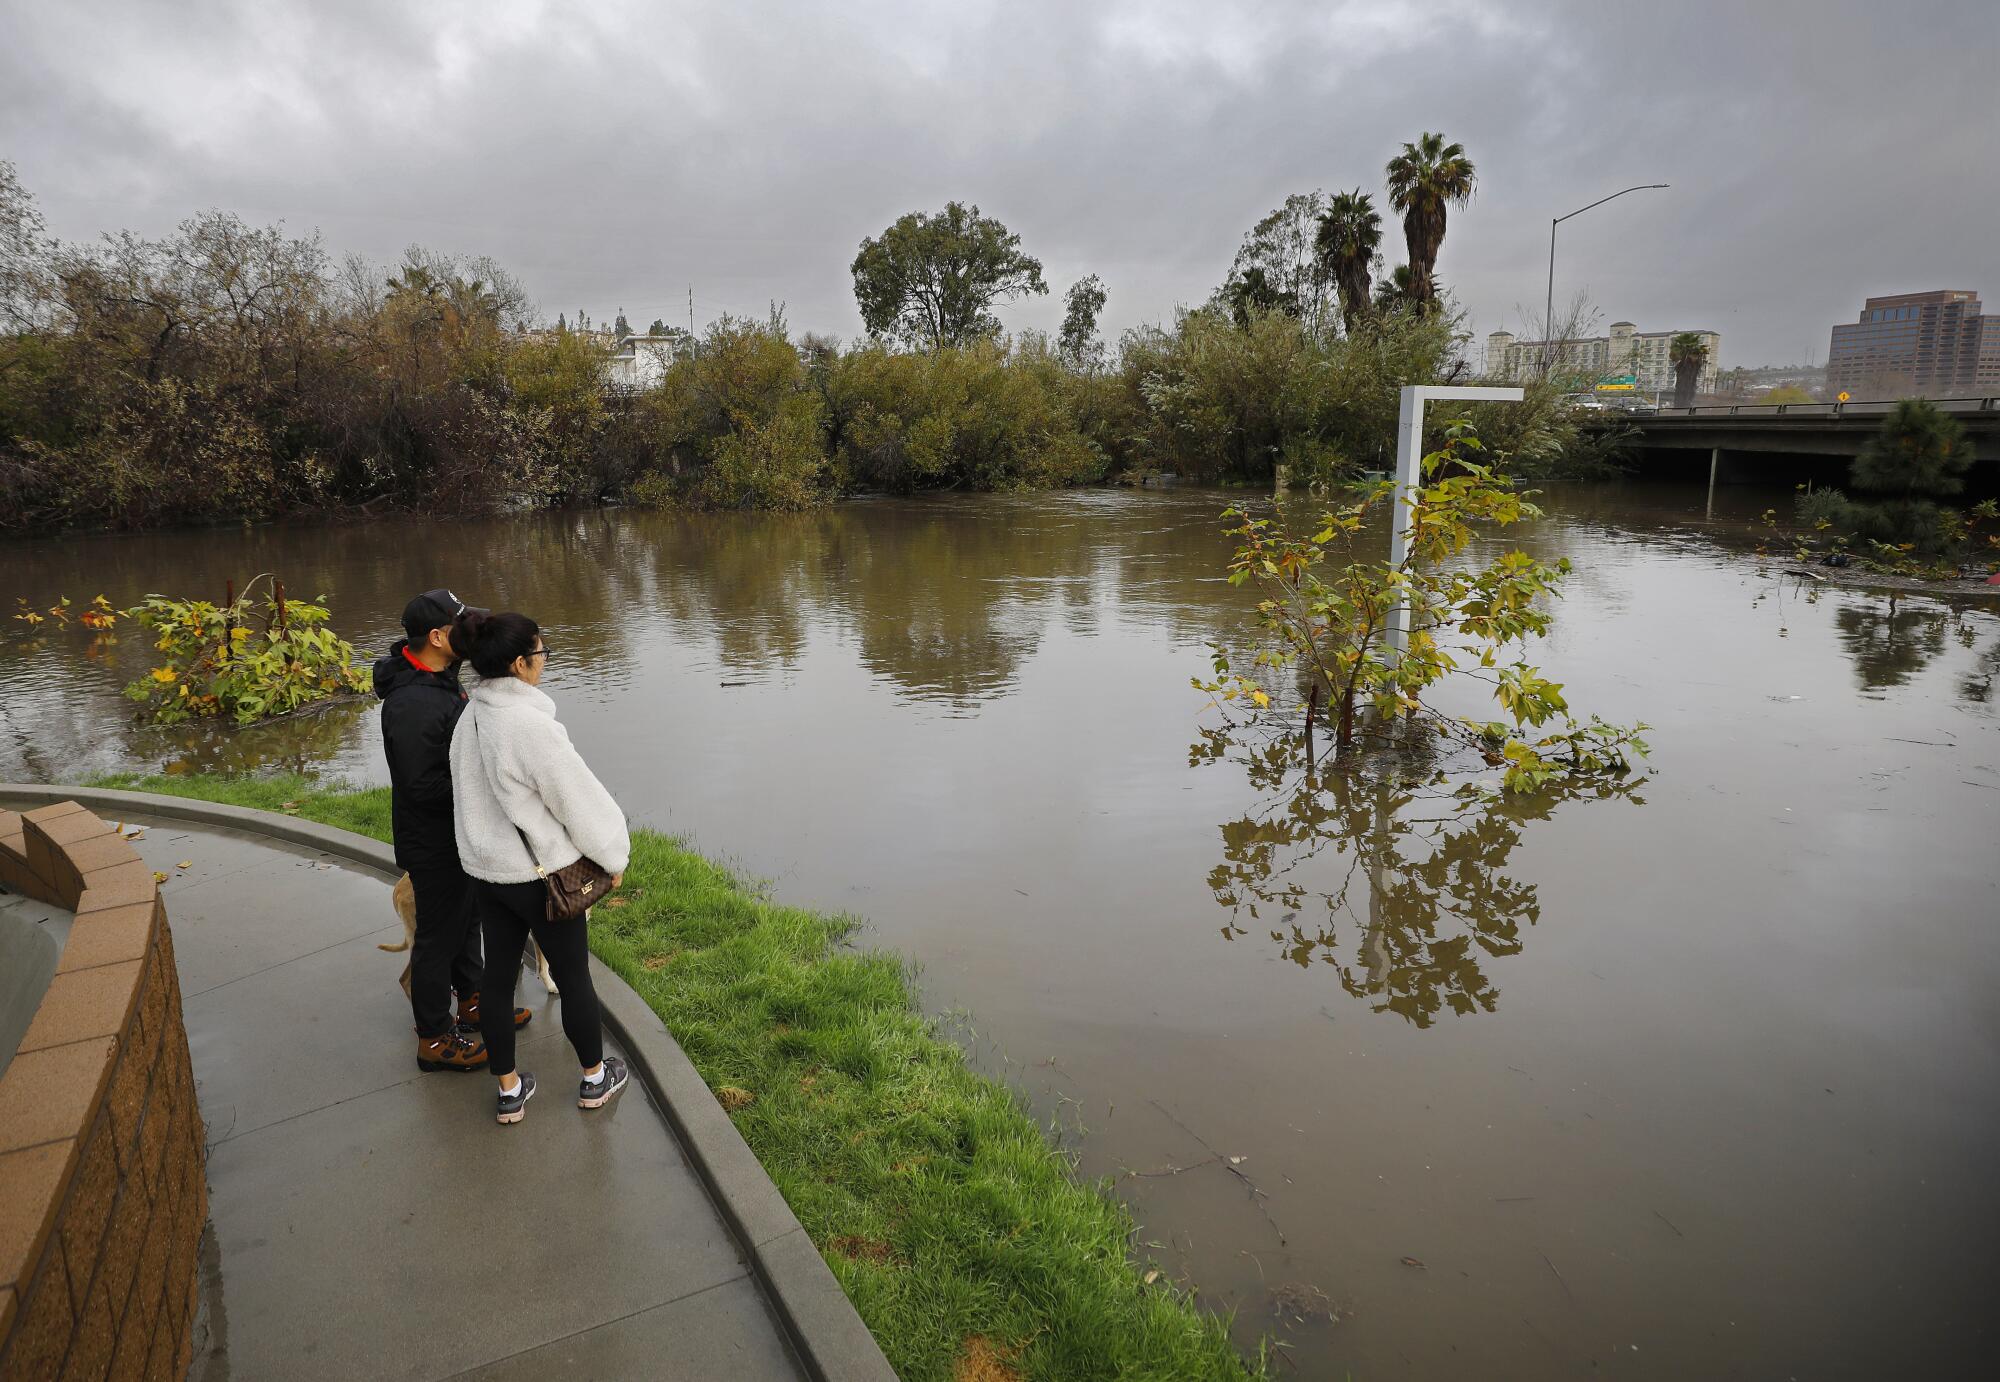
[[1792, 399, 1993, 566], [1, 143, 1585, 532], [91, 772, 1264, 1382]]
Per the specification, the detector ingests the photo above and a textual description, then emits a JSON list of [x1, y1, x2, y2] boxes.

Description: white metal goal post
[[1384, 385, 1525, 656]]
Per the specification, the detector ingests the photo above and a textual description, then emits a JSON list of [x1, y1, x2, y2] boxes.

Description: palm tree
[[1223, 265, 1298, 328], [1373, 264, 1419, 312], [1384, 132, 1476, 310], [1316, 189, 1381, 336], [1669, 332, 1709, 407]]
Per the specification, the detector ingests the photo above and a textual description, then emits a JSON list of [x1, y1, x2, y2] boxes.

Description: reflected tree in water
[[630, 494, 1243, 707], [148, 698, 374, 776], [1195, 725, 1643, 1027], [1828, 593, 2000, 702], [1834, 596, 1951, 691]]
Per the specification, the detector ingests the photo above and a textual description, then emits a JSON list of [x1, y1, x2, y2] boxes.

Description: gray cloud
[[4, 0, 1993, 364]]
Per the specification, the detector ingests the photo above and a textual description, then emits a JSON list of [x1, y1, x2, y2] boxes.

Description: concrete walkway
[[115, 812, 806, 1381]]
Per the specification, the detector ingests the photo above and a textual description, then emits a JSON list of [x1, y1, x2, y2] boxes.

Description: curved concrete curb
[[0, 784, 898, 1382]]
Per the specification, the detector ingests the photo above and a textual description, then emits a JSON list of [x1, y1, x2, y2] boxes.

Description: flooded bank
[[4, 483, 1996, 1378]]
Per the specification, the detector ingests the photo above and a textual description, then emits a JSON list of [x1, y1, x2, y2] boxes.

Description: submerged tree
[[1058, 273, 1107, 369], [1791, 401, 1987, 560], [851, 202, 1048, 351], [1316, 188, 1381, 337], [1846, 398, 1976, 552], [1384, 132, 1475, 311], [1196, 421, 1646, 791], [1669, 331, 1708, 408]]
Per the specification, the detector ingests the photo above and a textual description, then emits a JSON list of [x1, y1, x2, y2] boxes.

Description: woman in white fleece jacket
[[448, 610, 633, 1125]]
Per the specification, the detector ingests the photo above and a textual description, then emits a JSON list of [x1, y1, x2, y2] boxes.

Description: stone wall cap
[[73, 864, 159, 915], [0, 1141, 80, 1297], [17, 963, 144, 1055], [57, 905, 156, 975]]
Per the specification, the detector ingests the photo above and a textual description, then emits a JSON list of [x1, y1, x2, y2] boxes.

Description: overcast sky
[[3, 0, 1993, 365]]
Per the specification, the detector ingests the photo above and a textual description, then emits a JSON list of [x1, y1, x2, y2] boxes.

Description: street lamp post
[[1542, 183, 1670, 375]]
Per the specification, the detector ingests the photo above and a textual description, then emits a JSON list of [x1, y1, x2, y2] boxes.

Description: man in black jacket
[[374, 588, 527, 1072]]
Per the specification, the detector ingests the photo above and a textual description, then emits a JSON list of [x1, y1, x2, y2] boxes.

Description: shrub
[[123, 577, 368, 725], [1794, 484, 1853, 531], [825, 337, 1106, 492]]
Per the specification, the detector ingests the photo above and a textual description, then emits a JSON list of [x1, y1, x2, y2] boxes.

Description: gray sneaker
[[579, 1056, 629, 1110], [497, 1072, 536, 1125]]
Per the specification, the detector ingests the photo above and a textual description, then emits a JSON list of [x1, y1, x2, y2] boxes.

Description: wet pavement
[[114, 814, 802, 1382]]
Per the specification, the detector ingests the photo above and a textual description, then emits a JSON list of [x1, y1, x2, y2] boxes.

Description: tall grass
[[89, 772, 1263, 1382]]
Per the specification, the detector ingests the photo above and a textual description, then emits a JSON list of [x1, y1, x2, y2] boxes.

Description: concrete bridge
[[1588, 395, 2000, 488]]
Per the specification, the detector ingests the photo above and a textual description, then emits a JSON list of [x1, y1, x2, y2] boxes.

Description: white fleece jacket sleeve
[[520, 719, 632, 875]]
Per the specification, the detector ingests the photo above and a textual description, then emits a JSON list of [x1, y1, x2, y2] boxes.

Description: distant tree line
[[0, 136, 1582, 532]]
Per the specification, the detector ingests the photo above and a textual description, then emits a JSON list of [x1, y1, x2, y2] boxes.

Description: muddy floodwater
[[4, 484, 1996, 1379]]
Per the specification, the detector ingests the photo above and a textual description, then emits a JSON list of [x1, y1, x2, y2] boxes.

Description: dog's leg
[[524, 936, 559, 995]]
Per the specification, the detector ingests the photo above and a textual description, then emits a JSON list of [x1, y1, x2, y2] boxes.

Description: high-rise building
[[1826, 290, 2000, 398], [1484, 322, 1721, 393]]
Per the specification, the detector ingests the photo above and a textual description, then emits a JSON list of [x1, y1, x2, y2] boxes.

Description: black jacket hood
[[373, 638, 463, 701]]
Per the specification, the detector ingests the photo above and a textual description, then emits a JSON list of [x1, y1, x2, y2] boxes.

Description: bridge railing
[[1648, 396, 2000, 421]]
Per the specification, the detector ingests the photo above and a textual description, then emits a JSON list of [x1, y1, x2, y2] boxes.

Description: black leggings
[[475, 878, 603, 1077]]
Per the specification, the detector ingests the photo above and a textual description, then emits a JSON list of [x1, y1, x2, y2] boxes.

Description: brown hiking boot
[[417, 1028, 488, 1072], [457, 992, 531, 1031]]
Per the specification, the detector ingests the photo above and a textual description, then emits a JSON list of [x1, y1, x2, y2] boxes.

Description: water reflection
[[1833, 596, 1953, 691], [144, 700, 375, 776], [1196, 726, 1645, 1027], [631, 497, 1226, 709]]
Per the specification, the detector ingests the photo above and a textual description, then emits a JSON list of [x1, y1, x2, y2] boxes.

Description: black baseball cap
[[401, 588, 485, 642]]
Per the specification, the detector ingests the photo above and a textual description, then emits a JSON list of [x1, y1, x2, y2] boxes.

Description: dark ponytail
[[450, 610, 540, 679]]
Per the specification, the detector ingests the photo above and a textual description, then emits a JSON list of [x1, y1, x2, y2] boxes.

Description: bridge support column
[[1707, 447, 1722, 517]]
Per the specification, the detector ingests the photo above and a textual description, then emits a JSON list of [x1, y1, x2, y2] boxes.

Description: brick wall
[[0, 803, 207, 1381]]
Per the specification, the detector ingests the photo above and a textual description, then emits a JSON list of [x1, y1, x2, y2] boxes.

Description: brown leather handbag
[[514, 826, 614, 922]]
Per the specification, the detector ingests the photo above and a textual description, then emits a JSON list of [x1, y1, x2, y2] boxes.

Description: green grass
[[90, 771, 1264, 1382]]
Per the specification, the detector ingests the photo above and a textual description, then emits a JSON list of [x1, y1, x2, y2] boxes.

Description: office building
[[1826, 290, 2000, 398]]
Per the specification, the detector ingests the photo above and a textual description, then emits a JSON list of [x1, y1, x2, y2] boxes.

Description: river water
[[4, 485, 1996, 1379]]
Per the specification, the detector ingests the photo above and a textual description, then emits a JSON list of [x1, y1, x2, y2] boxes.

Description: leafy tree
[[1758, 385, 1814, 405], [614, 309, 631, 338], [1384, 132, 1475, 310], [647, 318, 668, 336], [851, 202, 1048, 350], [0, 160, 48, 332], [1668, 332, 1708, 407], [1196, 421, 1645, 787], [1058, 273, 1107, 369], [1222, 266, 1299, 328], [1219, 192, 1334, 335], [1316, 189, 1381, 337], [643, 317, 828, 510]]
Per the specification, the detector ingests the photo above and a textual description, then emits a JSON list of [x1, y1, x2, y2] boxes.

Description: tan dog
[[381, 872, 558, 998]]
